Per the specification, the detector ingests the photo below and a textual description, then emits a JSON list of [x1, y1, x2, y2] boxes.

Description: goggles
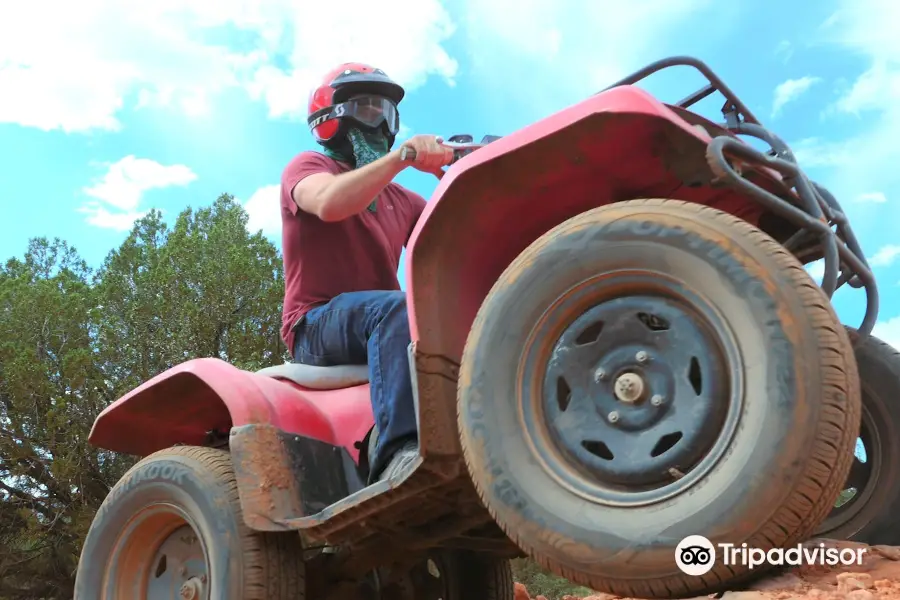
[[308, 95, 400, 136]]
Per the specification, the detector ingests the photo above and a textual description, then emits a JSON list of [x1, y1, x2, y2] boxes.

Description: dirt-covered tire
[[74, 446, 305, 599], [457, 199, 860, 598], [383, 550, 514, 600], [816, 332, 900, 544]]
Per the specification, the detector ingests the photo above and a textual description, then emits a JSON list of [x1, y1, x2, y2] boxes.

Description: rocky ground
[[514, 541, 900, 600]]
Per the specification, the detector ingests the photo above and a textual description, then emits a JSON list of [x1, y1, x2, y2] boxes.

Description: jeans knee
[[377, 291, 409, 335], [381, 291, 407, 317]]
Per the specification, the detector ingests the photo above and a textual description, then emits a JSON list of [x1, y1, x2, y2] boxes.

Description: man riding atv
[[280, 63, 453, 484], [76, 55, 890, 600]]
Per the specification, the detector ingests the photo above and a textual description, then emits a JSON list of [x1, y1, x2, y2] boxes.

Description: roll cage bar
[[602, 56, 877, 339]]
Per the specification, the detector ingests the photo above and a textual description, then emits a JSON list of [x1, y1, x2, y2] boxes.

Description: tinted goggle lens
[[311, 96, 399, 135]]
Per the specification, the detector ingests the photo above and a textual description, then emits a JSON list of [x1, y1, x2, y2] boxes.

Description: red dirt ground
[[514, 540, 900, 600]]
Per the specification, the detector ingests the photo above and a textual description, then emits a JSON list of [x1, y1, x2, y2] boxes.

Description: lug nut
[[651, 394, 664, 406], [608, 411, 620, 423], [635, 351, 649, 363], [594, 367, 607, 382]]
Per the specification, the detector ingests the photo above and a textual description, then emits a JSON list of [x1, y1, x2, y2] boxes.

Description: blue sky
[[1, 0, 898, 348]]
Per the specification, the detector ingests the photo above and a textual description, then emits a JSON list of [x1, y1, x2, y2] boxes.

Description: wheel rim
[[408, 557, 451, 599], [819, 390, 881, 535], [104, 504, 210, 600], [520, 271, 744, 506], [385, 553, 453, 600]]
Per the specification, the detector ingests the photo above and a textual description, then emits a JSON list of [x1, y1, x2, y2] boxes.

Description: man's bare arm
[[292, 135, 453, 222], [292, 150, 406, 222]]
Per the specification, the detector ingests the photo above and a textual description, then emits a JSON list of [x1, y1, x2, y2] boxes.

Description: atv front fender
[[405, 85, 775, 362], [89, 358, 348, 457]]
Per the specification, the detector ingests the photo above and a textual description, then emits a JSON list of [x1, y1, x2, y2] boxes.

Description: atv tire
[[74, 446, 306, 599], [815, 331, 900, 544], [458, 199, 860, 598], [382, 550, 514, 600]]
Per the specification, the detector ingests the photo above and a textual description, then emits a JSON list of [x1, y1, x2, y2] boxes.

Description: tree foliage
[[0, 195, 286, 598], [0, 192, 588, 600]]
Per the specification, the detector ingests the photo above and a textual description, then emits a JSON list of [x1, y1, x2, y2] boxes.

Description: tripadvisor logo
[[675, 535, 866, 576]]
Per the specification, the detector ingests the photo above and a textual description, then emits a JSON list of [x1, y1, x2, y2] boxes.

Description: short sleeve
[[281, 152, 340, 215]]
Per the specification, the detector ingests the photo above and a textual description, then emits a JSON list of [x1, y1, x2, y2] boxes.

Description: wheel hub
[[613, 371, 645, 403], [180, 578, 204, 600], [538, 294, 731, 490], [147, 524, 208, 599]]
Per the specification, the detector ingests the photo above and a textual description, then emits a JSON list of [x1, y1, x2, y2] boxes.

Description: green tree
[[0, 193, 586, 599], [0, 237, 120, 598], [0, 194, 285, 598]]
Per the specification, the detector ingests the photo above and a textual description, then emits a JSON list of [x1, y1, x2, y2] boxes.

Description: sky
[[0, 0, 898, 349]]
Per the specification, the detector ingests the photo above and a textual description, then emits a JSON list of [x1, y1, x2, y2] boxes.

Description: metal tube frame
[[601, 56, 878, 339]]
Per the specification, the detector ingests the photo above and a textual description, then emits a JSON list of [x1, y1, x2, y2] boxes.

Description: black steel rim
[[384, 553, 452, 600], [819, 395, 880, 534], [519, 271, 744, 507]]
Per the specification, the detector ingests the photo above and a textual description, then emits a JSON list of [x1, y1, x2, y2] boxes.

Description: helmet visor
[[309, 96, 400, 136]]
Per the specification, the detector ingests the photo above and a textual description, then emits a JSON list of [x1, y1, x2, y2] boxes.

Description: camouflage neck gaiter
[[323, 127, 390, 213]]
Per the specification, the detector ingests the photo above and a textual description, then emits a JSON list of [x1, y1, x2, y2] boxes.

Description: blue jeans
[[291, 290, 417, 480]]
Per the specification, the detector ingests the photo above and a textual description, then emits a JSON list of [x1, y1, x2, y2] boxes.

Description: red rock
[[750, 573, 805, 591], [722, 592, 770, 600], [837, 572, 874, 592], [514, 582, 531, 600], [874, 547, 900, 561], [511, 542, 900, 600]]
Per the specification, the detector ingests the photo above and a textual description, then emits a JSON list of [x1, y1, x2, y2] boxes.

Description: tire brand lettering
[[99, 460, 187, 517]]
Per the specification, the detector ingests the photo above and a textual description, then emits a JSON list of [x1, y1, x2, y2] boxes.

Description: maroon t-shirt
[[279, 151, 427, 351]]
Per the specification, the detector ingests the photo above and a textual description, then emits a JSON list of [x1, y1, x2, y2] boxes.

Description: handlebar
[[399, 134, 500, 163]]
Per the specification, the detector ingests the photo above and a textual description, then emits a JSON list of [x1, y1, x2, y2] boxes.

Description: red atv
[[75, 57, 890, 600]]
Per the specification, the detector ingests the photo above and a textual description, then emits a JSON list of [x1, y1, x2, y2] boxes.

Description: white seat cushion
[[256, 363, 369, 390]]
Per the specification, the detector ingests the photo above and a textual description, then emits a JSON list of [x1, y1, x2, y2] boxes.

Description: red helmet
[[307, 63, 405, 145]]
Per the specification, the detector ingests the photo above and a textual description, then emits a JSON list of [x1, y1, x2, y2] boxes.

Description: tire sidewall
[[819, 334, 900, 543], [74, 450, 243, 599], [459, 205, 843, 578]]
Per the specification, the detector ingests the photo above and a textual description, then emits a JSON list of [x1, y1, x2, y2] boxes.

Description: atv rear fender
[[406, 84, 783, 365], [88, 358, 372, 458]]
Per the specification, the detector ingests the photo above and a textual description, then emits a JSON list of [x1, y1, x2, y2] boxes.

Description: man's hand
[[399, 135, 454, 179]]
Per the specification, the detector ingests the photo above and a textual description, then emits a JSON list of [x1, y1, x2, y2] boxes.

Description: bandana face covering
[[323, 127, 390, 212]]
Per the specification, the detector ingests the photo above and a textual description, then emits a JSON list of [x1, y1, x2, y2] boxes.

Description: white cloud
[[78, 204, 148, 232], [243, 184, 281, 238], [856, 191, 888, 204], [775, 41, 794, 64], [0, 0, 457, 132], [806, 259, 825, 281], [809, 0, 900, 219], [791, 137, 854, 169], [873, 315, 900, 350], [396, 124, 413, 142], [459, 0, 721, 118], [772, 76, 821, 117], [79, 156, 197, 230], [245, 1, 458, 120], [868, 244, 900, 268]]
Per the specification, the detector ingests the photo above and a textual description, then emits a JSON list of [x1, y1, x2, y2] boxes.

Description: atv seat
[[256, 363, 369, 390]]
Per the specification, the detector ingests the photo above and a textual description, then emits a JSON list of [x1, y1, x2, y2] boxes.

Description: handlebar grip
[[400, 147, 417, 161]]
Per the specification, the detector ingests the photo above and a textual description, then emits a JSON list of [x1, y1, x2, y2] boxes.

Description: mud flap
[[230, 423, 366, 532]]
